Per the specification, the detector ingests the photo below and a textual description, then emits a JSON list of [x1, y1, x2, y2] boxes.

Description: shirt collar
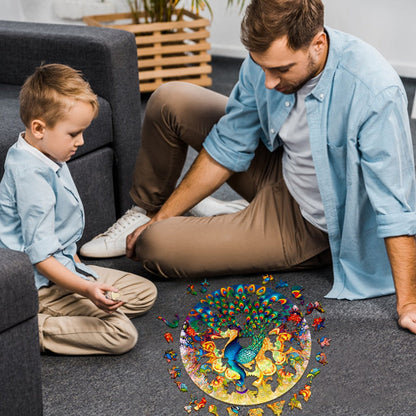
[[16, 132, 62, 173], [308, 27, 341, 101]]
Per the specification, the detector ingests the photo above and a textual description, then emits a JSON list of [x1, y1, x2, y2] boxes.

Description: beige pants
[[130, 82, 331, 278], [38, 265, 157, 355]]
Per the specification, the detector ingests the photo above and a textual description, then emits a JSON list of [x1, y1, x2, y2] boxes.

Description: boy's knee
[[110, 319, 138, 355]]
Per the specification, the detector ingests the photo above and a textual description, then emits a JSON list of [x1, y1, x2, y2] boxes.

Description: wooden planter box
[[83, 10, 212, 92]]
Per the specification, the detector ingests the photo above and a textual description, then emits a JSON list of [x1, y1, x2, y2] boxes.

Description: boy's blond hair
[[20, 63, 99, 128]]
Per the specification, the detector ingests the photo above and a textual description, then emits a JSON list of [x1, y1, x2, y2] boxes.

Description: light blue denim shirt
[[203, 28, 416, 300], [0, 134, 98, 289]]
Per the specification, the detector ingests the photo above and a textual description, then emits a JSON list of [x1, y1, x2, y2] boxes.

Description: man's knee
[[136, 221, 168, 267], [145, 81, 196, 122], [136, 219, 187, 278]]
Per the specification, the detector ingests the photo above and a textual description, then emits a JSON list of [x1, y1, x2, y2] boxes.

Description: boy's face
[[34, 100, 95, 163]]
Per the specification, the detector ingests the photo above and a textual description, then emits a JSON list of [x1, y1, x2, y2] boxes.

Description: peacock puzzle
[[179, 284, 312, 406]]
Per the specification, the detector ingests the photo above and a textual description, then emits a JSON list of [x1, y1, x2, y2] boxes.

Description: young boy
[[0, 64, 157, 355]]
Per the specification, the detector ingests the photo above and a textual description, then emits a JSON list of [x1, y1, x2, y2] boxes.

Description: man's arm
[[385, 235, 416, 334], [126, 148, 233, 258]]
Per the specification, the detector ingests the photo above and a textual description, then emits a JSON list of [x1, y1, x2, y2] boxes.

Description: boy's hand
[[84, 282, 124, 314]]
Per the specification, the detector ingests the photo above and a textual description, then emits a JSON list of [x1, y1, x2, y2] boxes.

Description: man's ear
[[312, 31, 327, 54], [31, 119, 46, 139]]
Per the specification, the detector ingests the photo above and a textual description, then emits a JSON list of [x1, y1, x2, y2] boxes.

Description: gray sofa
[[0, 20, 142, 415]]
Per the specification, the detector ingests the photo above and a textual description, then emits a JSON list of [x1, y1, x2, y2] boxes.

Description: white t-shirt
[[279, 74, 327, 232]]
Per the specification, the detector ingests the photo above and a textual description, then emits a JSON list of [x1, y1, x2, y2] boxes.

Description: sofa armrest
[[0, 20, 142, 216], [0, 248, 43, 416], [0, 248, 38, 332]]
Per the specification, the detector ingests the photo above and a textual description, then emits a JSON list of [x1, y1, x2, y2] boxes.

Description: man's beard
[[277, 52, 320, 95]]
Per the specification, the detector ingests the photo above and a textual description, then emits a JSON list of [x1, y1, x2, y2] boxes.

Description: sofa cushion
[[69, 147, 117, 246], [0, 82, 113, 176], [0, 248, 38, 333]]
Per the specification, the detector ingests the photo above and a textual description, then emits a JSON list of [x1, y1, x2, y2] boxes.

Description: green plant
[[126, 0, 246, 24]]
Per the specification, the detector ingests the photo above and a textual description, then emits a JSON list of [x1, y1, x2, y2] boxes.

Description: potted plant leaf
[[83, 0, 245, 92]]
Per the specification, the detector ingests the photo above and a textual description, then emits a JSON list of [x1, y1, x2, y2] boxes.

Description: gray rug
[[41, 257, 416, 416]]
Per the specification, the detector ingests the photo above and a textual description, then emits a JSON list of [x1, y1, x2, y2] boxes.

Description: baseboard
[[210, 44, 247, 59], [392, 62, 416, 79], [211, 45, 416, 80]]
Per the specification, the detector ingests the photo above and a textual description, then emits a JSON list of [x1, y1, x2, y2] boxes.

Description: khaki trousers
[[130, 82, 331, 278], [38, 265, 157, 355]]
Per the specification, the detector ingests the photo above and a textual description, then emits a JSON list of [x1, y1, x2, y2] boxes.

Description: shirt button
[[270, 128, 275, 134], [320, 93, 324, 99], [285, 101, 290, 107]]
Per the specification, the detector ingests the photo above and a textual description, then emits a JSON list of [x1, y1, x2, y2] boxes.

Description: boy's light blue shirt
[[203, 28, 416, 300], [0, 134, 98, 289]]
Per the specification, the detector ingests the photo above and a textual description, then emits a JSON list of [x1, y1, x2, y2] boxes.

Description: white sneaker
[[79, 206, 150, 258], [189, 196, 249, 217]]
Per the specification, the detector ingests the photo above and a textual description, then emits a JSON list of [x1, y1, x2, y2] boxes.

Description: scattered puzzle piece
[[276, 279, 289, 288], [288, 394, 302, 410], [174, 381, 188, 392], [187, 284, 198, 295], [316, 352, 328, 365], [157, 314, 180, 328], [306, 301, 325, 314], [299, 384, 311, 401], [194, 398, 207, 411], [164, 332, 174, 343], [262, 274, 274, 284], [267, 401, 285, 415], [208, 404, 219, 416], [164, 349, 177, 363], [227, 406, 241, 415], [306, 368, 321, 383], [312, 317, 325, 331], [248, 408, 264, 415], [200, 279, 210, 293], [169, 366, 181, 379], [291, 285, 304, 300], [318, 336, 331, 348]]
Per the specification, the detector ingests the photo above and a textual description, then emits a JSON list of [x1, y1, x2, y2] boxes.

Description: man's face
[[250, 32, 328, 94]]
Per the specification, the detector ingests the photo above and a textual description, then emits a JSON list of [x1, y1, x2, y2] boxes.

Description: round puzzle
[[179, 284, 311, 405]]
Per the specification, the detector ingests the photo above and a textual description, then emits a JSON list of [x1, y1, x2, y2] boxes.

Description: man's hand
[[397, 303, 416, 334], [385, 235, 416, 335], [126, 148, 234, 261], [126, 218, 156, 260]]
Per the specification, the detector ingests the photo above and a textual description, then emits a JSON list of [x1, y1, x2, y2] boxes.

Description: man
[[81, 0, 416, 334]]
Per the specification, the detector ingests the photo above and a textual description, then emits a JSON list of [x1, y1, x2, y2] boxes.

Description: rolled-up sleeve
[[203, 58, 263, 172], [15, 168, 62, 264], [358, 86, 416, 238]]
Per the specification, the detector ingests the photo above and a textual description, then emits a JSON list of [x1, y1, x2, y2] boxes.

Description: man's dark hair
[[241, 0, 324, 52]]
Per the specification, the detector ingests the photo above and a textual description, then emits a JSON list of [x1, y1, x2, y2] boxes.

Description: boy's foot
[[189, 196, 249, 217], [79, 206, 150, 258]]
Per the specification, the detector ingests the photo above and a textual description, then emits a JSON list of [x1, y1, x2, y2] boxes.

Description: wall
[[207, 0, 416, 78], [2, 0, 415, 77]]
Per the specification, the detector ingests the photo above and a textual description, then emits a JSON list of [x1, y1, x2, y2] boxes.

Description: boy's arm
[[36, 256, 122, 313]]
